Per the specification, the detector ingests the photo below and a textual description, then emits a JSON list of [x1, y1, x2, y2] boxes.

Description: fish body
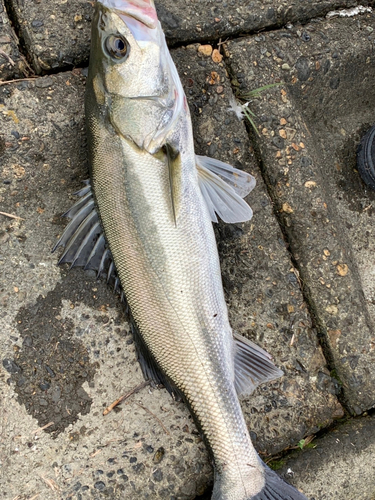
[[54, 1, 308, 499]]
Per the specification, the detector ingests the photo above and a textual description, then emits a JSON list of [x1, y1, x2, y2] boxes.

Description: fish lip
[[97, 0, 158, 29]]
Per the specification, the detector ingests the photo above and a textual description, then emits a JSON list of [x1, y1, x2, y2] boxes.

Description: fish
[[53, 1, 309, 499]]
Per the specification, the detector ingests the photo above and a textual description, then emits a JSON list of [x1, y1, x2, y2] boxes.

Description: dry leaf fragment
[[212, 49, 223, 63], [304, 181, 316, 188], [328, 329, 342, 348], [326, 305, 338, 315]]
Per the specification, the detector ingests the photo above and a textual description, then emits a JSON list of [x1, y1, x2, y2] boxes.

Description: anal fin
[[233, 333, 283, 397]]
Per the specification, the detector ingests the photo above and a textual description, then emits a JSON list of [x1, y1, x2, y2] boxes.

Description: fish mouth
[[98, 0, 158, 29]]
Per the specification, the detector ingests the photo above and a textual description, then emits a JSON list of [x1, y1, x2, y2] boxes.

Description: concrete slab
[[225, 11, 375, 414], [277, 415, 375, 500], [0, 0, 26, 80], [6, 0, 372, 73], [0, 49, 341, 499]]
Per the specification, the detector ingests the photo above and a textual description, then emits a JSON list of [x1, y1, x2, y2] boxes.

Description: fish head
[[88, 0, 187, 154]]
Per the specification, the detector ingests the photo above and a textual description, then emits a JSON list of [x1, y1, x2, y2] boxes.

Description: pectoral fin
[[196, 155, 255, 223], [233, 333, 283, 397], [157, 144, 182, 224]]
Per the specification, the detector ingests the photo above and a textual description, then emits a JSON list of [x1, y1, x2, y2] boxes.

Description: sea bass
[[54, 1, 308, 499]]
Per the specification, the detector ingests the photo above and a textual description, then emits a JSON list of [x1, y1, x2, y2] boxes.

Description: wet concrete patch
[[5, 0, 372, 73], [6, 277, 102, 436], [226, 12, 375, 414]]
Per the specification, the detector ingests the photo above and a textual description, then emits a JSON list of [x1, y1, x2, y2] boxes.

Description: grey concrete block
[[226, 11, 375, 414], [278, 415, 375, 500], [6, 0, 372, 73]]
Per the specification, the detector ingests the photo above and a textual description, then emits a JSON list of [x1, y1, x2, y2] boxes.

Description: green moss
[[330, 368, 343, 386], [305, 442, 317, 450], [268, 459, 286, 471]]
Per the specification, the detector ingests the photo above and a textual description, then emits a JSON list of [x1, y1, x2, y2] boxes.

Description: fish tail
[[212, 463, 308, 500], [249, 464, 309, 500]]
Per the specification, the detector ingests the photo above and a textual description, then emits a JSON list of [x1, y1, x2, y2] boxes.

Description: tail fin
[[251, 464, 308, 500], [212, 463, 309, 500]]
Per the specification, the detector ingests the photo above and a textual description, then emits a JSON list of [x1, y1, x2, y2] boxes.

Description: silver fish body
[[55, 1, 308, 499]]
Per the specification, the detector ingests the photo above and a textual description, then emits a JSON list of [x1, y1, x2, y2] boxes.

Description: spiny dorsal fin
[[196, 155, 255, 223], [233, 332, 283, 397]]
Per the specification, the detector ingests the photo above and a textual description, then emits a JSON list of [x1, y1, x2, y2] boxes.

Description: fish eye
[[105, 35, 129, 60]]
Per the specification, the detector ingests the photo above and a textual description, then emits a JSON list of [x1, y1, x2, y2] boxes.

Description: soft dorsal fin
[[233, 332, 283, 397], [196, 155, 255, 223]]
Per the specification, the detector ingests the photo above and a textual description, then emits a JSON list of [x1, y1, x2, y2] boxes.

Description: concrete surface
[[1, 1, 375, 499], [226, 11, 375, 415], [278, 414, 375, 499], [4, 0, 373, 73], [0, 45, 343, 497]]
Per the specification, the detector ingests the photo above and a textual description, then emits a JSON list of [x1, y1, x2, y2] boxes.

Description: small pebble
[[94, 481, 106, 491], [212, 49, 223, 63], [198, 44, 213, 56]]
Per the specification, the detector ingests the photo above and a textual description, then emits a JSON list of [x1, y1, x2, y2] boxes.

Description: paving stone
[[6, 0, 93, 74], [0, 49, 342, 499], [0, 0, 26, 80], [225, 11, 375, 414], [277, 415, 375, 500], [6, 0, 372, 74]]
